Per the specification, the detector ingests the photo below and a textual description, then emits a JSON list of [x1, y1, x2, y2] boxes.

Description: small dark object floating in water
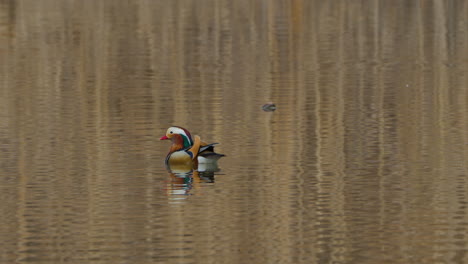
[[262, 102, 276, 112]]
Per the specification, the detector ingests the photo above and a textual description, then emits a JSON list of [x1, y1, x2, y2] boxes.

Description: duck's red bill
[[160, 135, 169, 140]]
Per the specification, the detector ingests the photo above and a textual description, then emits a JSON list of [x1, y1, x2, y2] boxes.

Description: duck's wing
[[199, 143, 218, 153], [198, 142, 225, 162]]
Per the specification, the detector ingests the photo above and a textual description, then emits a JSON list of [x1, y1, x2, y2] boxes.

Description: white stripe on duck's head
[[159, 126, 193, 148]]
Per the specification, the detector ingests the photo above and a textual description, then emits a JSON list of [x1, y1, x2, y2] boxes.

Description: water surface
[[1, 1, 467, 263]]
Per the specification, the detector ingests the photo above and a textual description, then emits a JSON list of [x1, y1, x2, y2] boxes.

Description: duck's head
[[160, 126, 193, 148]]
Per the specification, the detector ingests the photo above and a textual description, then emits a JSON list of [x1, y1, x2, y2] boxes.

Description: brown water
[[1, 1, 468, 263]]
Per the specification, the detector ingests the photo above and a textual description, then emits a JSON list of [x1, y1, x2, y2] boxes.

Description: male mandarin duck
[[160, 126, 225, 165]]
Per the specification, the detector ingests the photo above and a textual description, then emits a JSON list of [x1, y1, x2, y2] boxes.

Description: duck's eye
[[170, 131, 173, 134]]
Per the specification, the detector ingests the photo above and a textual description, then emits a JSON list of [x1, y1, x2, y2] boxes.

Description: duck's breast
[[167, 151, 193, 164]]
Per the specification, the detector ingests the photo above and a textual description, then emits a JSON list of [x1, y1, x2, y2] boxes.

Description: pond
[[1, 1, 467, 263]]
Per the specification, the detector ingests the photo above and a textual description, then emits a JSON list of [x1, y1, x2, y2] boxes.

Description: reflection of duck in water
[[160, 126, 225, 167], [164, 163, 218, 202], [164, 166, 197, 201]]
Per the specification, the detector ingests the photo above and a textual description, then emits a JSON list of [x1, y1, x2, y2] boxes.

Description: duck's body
[[166, 149, 195, 164], [160, 126, 224, 166], [262, 102, 276, 112]]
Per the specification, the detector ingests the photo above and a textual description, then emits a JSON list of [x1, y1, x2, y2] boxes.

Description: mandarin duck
[[160, 126, 225, 165]]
